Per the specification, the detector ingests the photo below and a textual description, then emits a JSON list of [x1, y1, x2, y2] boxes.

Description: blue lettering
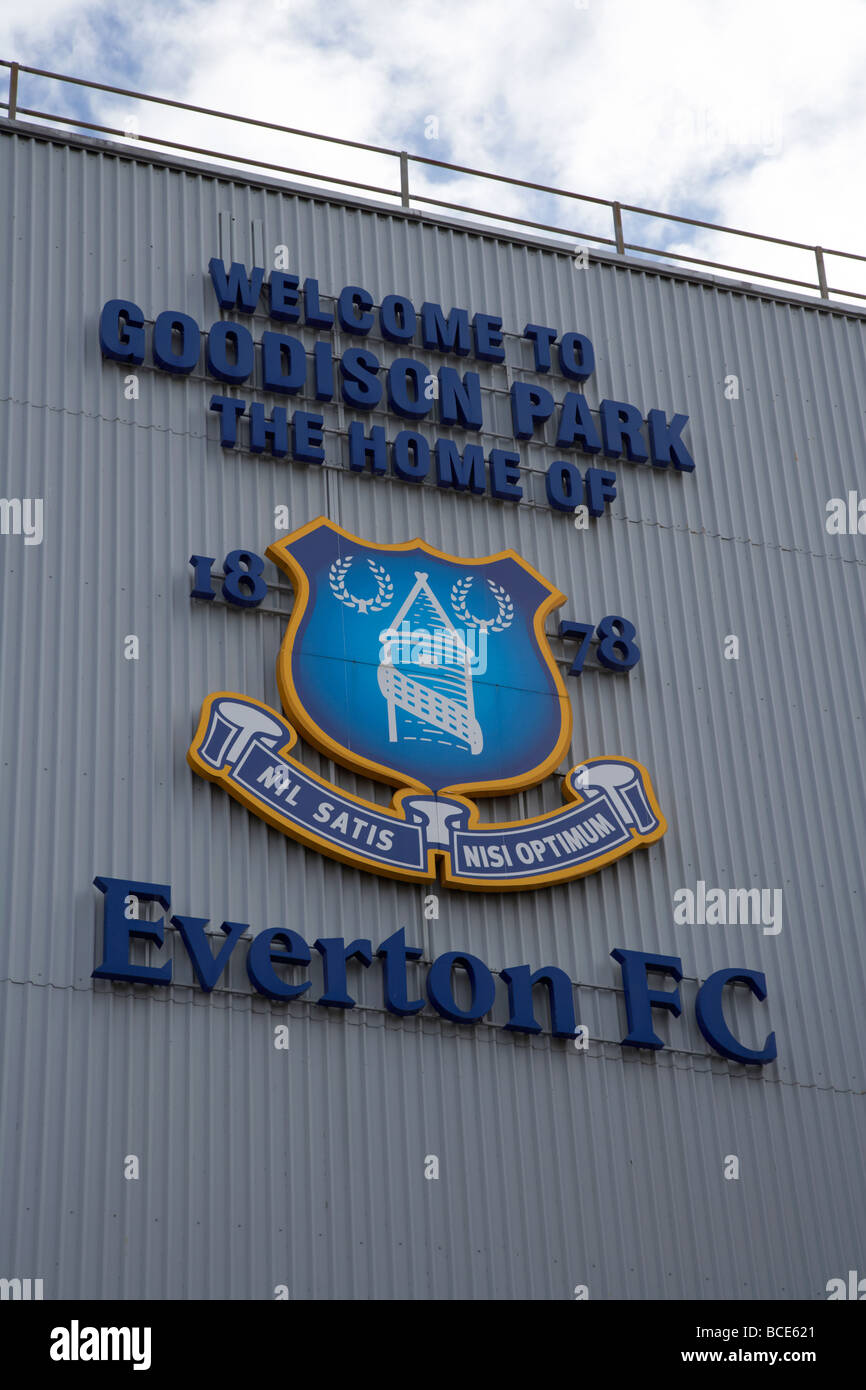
[[153, 310, 199, 375], [600, 399, 649, 463], [427, 951, 496, 1024], [420, 302, 471, 355], [695, 968, 776, 1064], [172, 916, 246, 992], [511, 381, 555, 439], [380, 293, 417, 342], [206, 321, 254, 384], [337, 285, 374, 335], [246, 928, 311, 1001], [647, 409, 695, 471], [438, 367, 482, 430], [501, 964, 576, 1037], [99, 298, 145, 364], [339, 347, 382, 408], [610, 947, 683, 1050], [387, 358, 432, 419], [208, 258, 264, 313], [262, 332, 306, 394], [92, 876, 172, 985]]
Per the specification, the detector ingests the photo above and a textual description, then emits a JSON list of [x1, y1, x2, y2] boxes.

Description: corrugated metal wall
[[1, 121, 864, 1300]]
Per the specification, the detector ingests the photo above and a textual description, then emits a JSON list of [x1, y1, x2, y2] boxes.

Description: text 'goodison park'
[[98, 258, 696, 513]]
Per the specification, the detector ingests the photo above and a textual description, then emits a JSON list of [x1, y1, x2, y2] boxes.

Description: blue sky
[[3, 0, 865, 298]]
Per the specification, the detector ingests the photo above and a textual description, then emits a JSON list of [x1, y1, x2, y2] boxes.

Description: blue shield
[[266, 518, 572, 796]]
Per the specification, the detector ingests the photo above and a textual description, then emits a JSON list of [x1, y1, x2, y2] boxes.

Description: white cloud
[[4, 0, 865, 298]]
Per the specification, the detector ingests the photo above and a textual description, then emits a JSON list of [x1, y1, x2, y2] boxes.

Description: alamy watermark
[[0, 497, 43, 545], [826, 1269, 866, 1299], [0, 1276, 43, 1299], [674, 106, 783, 158], [379, 621, 489, 675], [673, 881, 782, 935], [826, 492, 866, 534], [50, 1321, 152, 1371]]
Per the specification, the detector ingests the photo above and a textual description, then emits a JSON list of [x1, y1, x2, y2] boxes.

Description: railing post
[[7, 62, 19, 121], [612, 201, 625, 255], [399, 150, 410, 208], [815, 246, 829, 299]]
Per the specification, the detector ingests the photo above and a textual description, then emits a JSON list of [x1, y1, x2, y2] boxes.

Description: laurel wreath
[[450, 576, 514, 632], [328, 555, 394, 613]]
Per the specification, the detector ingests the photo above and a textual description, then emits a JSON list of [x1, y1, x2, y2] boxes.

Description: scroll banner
[[188, 694, 666, 891]]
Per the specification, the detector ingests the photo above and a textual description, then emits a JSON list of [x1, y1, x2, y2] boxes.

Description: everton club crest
[[188, 517, 666, 890]]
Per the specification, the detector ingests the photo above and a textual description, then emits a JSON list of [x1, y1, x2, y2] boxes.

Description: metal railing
[[2, 57, 864, 306]]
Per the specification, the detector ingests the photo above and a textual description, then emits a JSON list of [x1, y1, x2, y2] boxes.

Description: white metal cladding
[[0, 120, 865, 1300]]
